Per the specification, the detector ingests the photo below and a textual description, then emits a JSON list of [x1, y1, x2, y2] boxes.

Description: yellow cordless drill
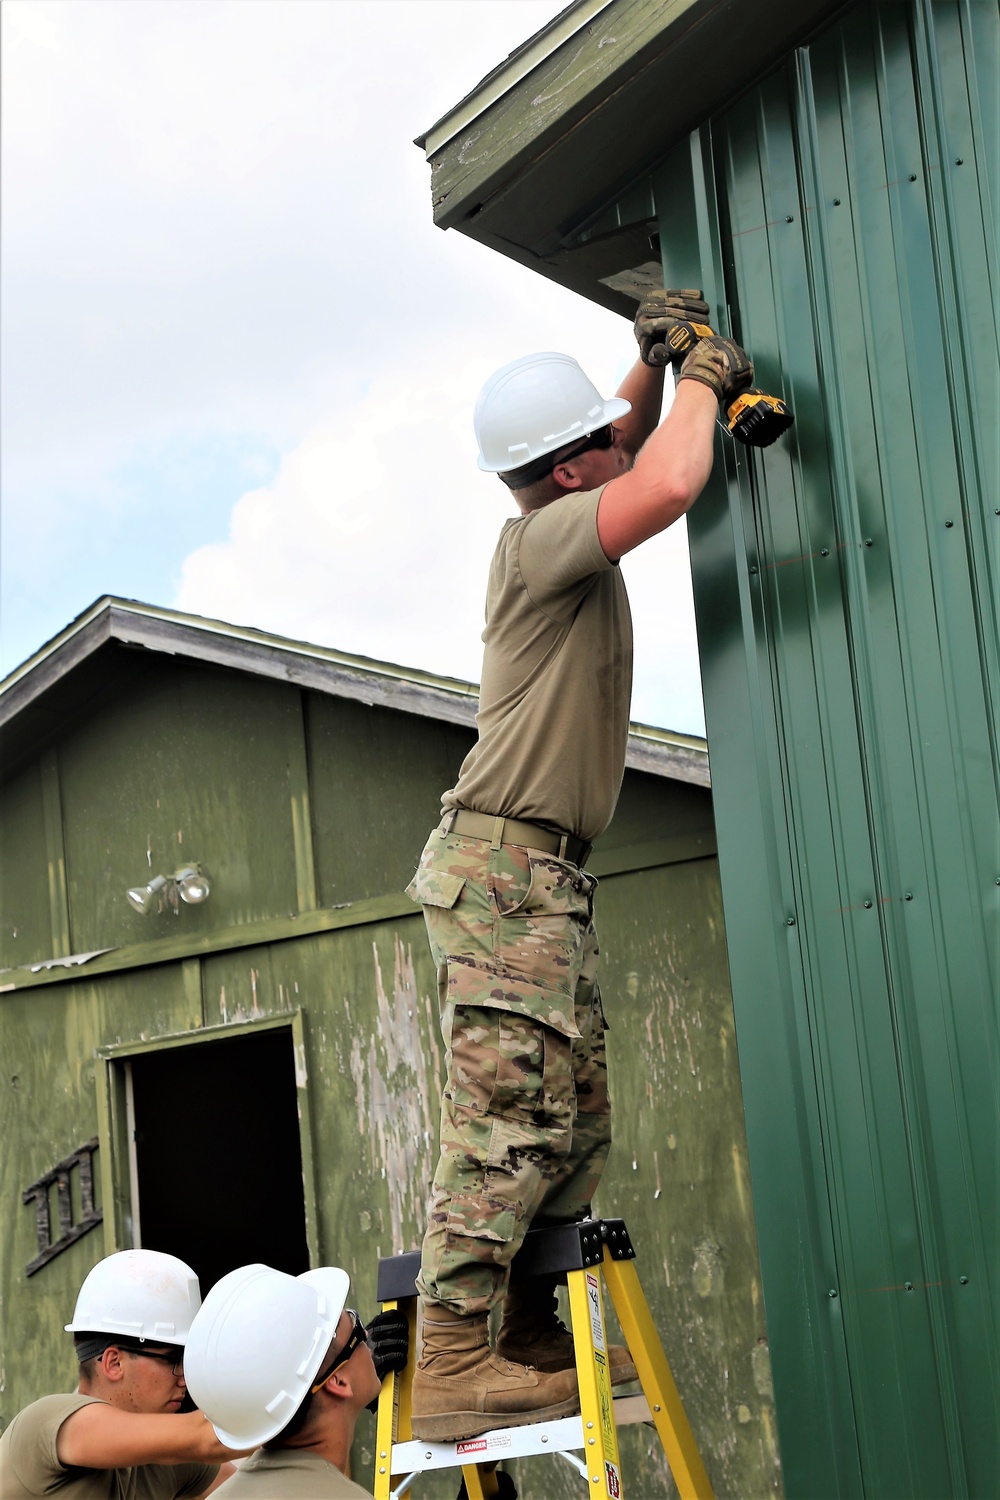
[[638, 291, 791, 444]]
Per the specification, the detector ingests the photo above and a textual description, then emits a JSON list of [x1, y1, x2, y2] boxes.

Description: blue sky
[[1, 0, 705, 733]]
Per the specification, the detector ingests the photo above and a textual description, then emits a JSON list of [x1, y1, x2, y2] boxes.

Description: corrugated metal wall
[[654, 0, 998, 1494]]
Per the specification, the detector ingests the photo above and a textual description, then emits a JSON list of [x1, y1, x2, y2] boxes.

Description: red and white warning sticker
[[455, 1433, 511, 1456], [604, 1460, 622, 1497]]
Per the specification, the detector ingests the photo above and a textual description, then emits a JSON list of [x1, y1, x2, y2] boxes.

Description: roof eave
[[0, 599, 709, 786], [417, 0, 849, 311]]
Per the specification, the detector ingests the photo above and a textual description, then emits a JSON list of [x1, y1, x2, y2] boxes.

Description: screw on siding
[[833, 198, 841, 205], [786, 215, 794, 222], [864, 538, 874, 547], [786, 916, 796, 926], [905, 1282, 914, 1291], [904, 892, 913, 900], [749, 564, 758, 574], [960, 1276, 969, 1284], [828, 1290, 838, 1298], [955, 158, 963, 165], [909, 174, 917, 181], [864, 899, 873, 908], [821, 547, 830, 556], [945, 520, 954, 528]]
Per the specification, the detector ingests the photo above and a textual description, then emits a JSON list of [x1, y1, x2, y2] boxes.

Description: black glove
[[677, 336, 754, 404], [455, 1471, 518, 1500], [367, 1310, 409, 1382], [634, 288, 712, 364]]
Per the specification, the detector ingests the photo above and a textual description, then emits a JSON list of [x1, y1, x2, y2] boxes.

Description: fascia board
[[420, 0, 846, 244], [417, 0, 617, 157]]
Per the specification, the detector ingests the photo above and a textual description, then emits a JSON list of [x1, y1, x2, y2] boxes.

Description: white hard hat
[[65, 1249, 201, 1344], [474, 352, 631, 474], [183, 1263, 351, 1449]]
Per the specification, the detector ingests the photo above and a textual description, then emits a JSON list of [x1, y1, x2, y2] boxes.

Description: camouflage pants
[[406, 823, 612, 1316]]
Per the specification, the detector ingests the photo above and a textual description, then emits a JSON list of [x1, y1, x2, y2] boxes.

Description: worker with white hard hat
[[405, 297, 755, 1442], [183, 1263, 390, 1497], [0, 1249, 244, 1498]]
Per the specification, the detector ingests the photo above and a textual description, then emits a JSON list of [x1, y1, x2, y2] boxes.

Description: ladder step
[[389, 1394, 653, 1475], [376, 1218, 636, 1301]]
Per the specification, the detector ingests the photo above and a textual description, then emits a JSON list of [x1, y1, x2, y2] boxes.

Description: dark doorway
[[130, 1026, 310, 1294]]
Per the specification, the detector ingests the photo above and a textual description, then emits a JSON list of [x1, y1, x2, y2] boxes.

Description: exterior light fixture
[[126, 875, 169, 915], [175, 865, 211, 904], [126, 865, 211, 915]]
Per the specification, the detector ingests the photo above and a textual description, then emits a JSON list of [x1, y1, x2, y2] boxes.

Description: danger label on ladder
[[605, 1461, 622, 1497], [586, 1272, 606, 1351]]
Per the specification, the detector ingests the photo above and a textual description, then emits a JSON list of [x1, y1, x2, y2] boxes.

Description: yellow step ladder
[[373, 1217, 715, 1500]]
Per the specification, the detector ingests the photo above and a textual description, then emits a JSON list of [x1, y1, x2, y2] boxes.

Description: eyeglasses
[[126, 1346, 184, 1376], [310, 1310, 368, 1392]]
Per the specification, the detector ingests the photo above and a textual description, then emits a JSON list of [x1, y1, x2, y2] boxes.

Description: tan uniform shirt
[[0, 1393, 218, 1500], [214, 1449, 370, 1497], [444, 487, 632, 843]]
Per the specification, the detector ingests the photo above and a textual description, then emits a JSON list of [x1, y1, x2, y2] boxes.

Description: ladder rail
[[567, 1265, 624, 1496], [602, 1254, 715, 1499]]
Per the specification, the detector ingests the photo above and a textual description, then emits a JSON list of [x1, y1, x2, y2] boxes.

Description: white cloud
[[176, 348, 705, 731]]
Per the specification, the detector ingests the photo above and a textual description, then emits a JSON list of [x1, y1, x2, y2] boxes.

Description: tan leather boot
[[496, 1278, 638, 1385], [410, 1306, 581, 1442]]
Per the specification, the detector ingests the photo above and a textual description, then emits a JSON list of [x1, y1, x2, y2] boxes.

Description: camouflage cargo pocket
[[488, 844, 596, 1000], [405, 864, 465, 910]]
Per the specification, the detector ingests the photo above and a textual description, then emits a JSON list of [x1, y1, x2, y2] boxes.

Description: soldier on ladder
[[405, 297, 757, 1443]]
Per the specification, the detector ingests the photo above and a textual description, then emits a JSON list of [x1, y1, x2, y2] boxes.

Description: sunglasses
[[310, 1310, 368, 1392], [125, 1345, 185, 1376], [537, 423, 618, 478]]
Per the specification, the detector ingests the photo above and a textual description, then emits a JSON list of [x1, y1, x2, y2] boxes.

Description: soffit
[[418, 0, 849, 314]]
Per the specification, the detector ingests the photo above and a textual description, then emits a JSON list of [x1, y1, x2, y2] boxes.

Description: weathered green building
[[415, 0, 999, 1495], [1, 598, 777, 1497]]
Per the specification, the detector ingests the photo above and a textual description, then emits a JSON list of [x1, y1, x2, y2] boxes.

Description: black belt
[[449, 810, 592, 868]]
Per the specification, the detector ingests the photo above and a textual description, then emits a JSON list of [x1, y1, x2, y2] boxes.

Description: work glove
[[677, 336, 754, 405], [368, 1309, 409, 1381], [634, 288, 712, 364]]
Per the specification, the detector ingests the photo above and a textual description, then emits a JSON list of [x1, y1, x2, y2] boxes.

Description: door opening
[[128, 1026, 310, 1294]]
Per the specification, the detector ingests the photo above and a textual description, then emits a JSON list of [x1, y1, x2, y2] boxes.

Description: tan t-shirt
[[214, 1448, 370, 1497], [444, 487, 632, 843], [0, 1393, 218, 1500]]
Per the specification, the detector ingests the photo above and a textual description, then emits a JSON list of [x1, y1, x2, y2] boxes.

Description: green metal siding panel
[[657, 1, 997, 1493]]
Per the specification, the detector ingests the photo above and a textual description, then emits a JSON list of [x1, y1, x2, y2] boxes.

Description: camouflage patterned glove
[[677, 336, 754, 404], [634, 289, 712, 364]]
